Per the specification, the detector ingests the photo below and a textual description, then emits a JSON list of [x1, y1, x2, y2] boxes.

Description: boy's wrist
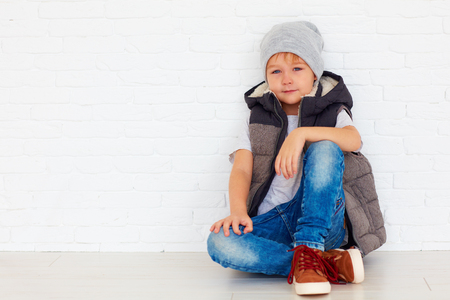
[[230, 206, 248, 216], [296, 126, 308, 137]]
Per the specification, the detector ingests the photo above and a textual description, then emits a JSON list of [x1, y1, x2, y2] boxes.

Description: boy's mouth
[[283, 90, 298, 93]]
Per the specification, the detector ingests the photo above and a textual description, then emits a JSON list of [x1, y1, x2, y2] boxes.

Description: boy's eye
[[294, 67, 302, 71], [272, 70, 280, 74]]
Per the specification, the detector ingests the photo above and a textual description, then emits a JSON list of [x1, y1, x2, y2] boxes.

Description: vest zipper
[[297, 96, 304, 128], [248, 97, 285, 216]]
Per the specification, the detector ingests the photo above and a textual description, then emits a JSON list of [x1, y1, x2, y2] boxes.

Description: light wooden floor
[[0, 251, 449, 299]]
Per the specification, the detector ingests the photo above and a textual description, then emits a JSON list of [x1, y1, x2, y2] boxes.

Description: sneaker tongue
[[287, 245, 331, 285]]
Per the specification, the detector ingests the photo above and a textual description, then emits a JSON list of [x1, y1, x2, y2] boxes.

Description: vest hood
[[244, 71, 353, 124], [301, 71, 353, 122]]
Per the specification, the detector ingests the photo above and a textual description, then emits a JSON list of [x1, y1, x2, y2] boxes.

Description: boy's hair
[[270, 52, 303, 64], [260, 21, 324, 83]]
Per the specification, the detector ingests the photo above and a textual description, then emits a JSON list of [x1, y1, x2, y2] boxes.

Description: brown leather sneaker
[[287, 245, 338, 295], [322, 248, 365, 284]]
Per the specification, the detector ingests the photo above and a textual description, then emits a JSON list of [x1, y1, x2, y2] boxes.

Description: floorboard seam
[[48, 255, 62, 267], [423, 278, 432, 291]]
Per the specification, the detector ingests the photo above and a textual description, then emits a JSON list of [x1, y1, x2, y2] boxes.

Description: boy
[[207, 21, 385, 296]]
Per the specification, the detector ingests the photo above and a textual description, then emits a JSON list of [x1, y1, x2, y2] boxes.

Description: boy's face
[[266, 53, 316, 114]]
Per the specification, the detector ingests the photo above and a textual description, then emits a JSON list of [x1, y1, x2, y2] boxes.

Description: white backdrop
[[0, 0, 449, 252]]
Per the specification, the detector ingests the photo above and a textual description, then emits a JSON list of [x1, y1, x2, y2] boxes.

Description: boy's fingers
[[281, 158, 289, 179], [212, 220, 223, 233], [231, 220, 242, 235], [290, 154, 297, 177], [223, 220, 231, 237], [243, 221, 253, 233], [292, 155, 298, 175], [285, 156, 293, 178], [274, 155, 281, 175], [210, 221, 218, 232]]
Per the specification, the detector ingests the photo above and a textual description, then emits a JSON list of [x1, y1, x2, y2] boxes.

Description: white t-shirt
[[230, 110, 360, 216]]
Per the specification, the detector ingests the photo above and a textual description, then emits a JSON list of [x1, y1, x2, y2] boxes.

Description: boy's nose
[[282, 74, 292, 85]]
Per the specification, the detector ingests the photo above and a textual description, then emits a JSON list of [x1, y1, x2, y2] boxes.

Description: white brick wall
[[0, 0, 449, 252]]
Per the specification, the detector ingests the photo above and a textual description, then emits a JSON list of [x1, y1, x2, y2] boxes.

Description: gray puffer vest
[[244, 71, 386, 256]]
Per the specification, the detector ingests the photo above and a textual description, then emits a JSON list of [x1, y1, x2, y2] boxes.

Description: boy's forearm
[[228, 168, 251, 215], [299, 126, 361, 152]]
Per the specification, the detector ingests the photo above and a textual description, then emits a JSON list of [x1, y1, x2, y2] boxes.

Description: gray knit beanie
[[260, 21, 324, 83]]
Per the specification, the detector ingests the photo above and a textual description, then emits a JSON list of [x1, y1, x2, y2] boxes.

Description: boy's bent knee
[[207, 228, 237, 259], [207, 228, 263, 273], [303, 141, 344, 189], [305, 141, 343, 164], [207, 227, 258, 267], [308, 141, 341, 155]]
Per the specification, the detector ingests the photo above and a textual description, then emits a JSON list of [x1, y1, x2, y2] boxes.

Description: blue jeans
[[207, 141, 346, 276]]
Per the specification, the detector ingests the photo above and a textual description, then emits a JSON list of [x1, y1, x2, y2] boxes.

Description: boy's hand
[[210, 212, 253, 237], [275, 128, 306, 179]]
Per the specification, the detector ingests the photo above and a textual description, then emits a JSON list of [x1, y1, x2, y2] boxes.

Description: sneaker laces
[[322, 253, 346, 284], [287, 245, 340, 285]]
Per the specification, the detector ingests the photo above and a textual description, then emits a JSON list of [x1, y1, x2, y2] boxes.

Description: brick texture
[[0, 0, 448, 252]]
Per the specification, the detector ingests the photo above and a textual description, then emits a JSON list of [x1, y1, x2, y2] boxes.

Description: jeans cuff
[[293, 241, 324, 252]]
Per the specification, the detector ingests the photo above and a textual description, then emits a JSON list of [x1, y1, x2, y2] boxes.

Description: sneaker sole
[[293, 278, 331, 295], [346, 249, 365, 283]]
